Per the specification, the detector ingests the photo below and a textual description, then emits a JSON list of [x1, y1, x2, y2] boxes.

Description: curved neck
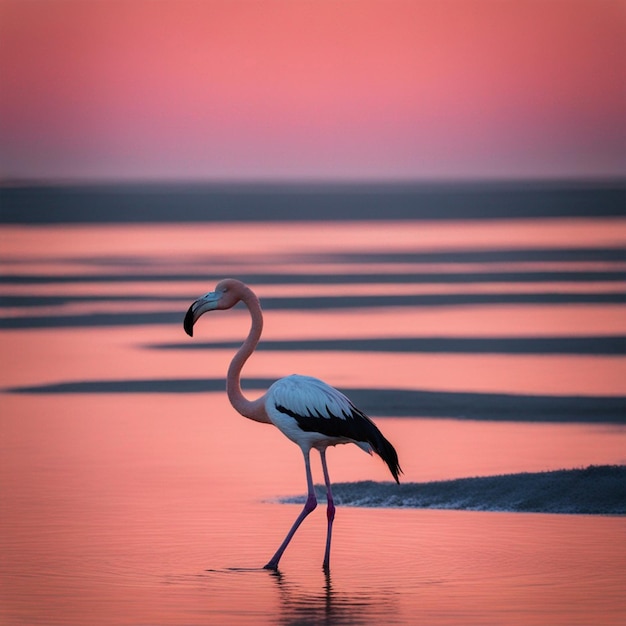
[[226, 287, 270, 423]]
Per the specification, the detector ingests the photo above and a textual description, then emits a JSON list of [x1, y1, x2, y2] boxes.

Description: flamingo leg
[[264, 448, 317, 571], [320, 448, 335, 572]]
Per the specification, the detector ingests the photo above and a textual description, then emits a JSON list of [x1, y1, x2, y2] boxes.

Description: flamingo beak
[[183, 291, 221, 337]]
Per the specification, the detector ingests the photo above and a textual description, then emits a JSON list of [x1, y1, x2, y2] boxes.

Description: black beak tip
[[183, 307, 195, 337]]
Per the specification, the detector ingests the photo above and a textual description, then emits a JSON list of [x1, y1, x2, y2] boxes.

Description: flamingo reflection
[[270, 569, 398, 626]]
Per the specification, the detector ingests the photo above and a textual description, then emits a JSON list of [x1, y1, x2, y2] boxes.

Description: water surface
[[1, 190, 625, 624]]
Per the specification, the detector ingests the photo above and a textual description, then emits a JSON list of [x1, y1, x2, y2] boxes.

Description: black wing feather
[[276, 403, 402, 483]]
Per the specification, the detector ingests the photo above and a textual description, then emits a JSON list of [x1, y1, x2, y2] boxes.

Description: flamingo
[[183, 278, 401, 572]]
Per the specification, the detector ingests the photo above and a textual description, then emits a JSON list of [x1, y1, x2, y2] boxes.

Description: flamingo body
[[184, 278, 401, 571], [266, 374, 400, 477]]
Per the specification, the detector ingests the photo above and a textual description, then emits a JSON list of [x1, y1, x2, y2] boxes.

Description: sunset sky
[[1, 0, 624, 182]]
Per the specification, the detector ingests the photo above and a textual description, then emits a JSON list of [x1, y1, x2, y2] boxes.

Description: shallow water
[[1, 207, 625, 624], [2, 402, 626, 625]]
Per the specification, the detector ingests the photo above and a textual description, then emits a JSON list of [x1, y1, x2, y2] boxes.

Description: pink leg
[[264, 448, 317, 571], [320, 448, 335, 572]]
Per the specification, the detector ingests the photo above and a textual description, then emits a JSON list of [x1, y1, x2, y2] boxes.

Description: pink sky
[[0, 0, 624, 181]]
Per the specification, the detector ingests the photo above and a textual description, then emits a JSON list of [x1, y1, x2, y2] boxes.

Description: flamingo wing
[[265, 375, 401, 482]]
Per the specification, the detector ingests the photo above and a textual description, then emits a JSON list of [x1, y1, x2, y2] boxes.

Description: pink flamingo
[[184, 278, 401, 572]]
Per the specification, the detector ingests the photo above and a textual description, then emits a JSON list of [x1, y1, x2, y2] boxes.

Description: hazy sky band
[[1, 0, 624, 182]]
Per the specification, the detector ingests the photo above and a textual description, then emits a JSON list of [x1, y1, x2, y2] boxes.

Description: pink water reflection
[[2, 322, 625, 398], [1, 219, 625, 625], [2, 396, 626, 625], [2, 218, 626, 259]]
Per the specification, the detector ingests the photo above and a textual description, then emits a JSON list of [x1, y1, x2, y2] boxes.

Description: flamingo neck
[[226, 288, 271, 424]]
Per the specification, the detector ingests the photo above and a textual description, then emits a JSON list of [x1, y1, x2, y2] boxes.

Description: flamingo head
[[183, 278, 246, 337]]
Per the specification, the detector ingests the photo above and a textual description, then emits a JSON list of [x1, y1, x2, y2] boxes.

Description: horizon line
[[2, 175, 625, 189]]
